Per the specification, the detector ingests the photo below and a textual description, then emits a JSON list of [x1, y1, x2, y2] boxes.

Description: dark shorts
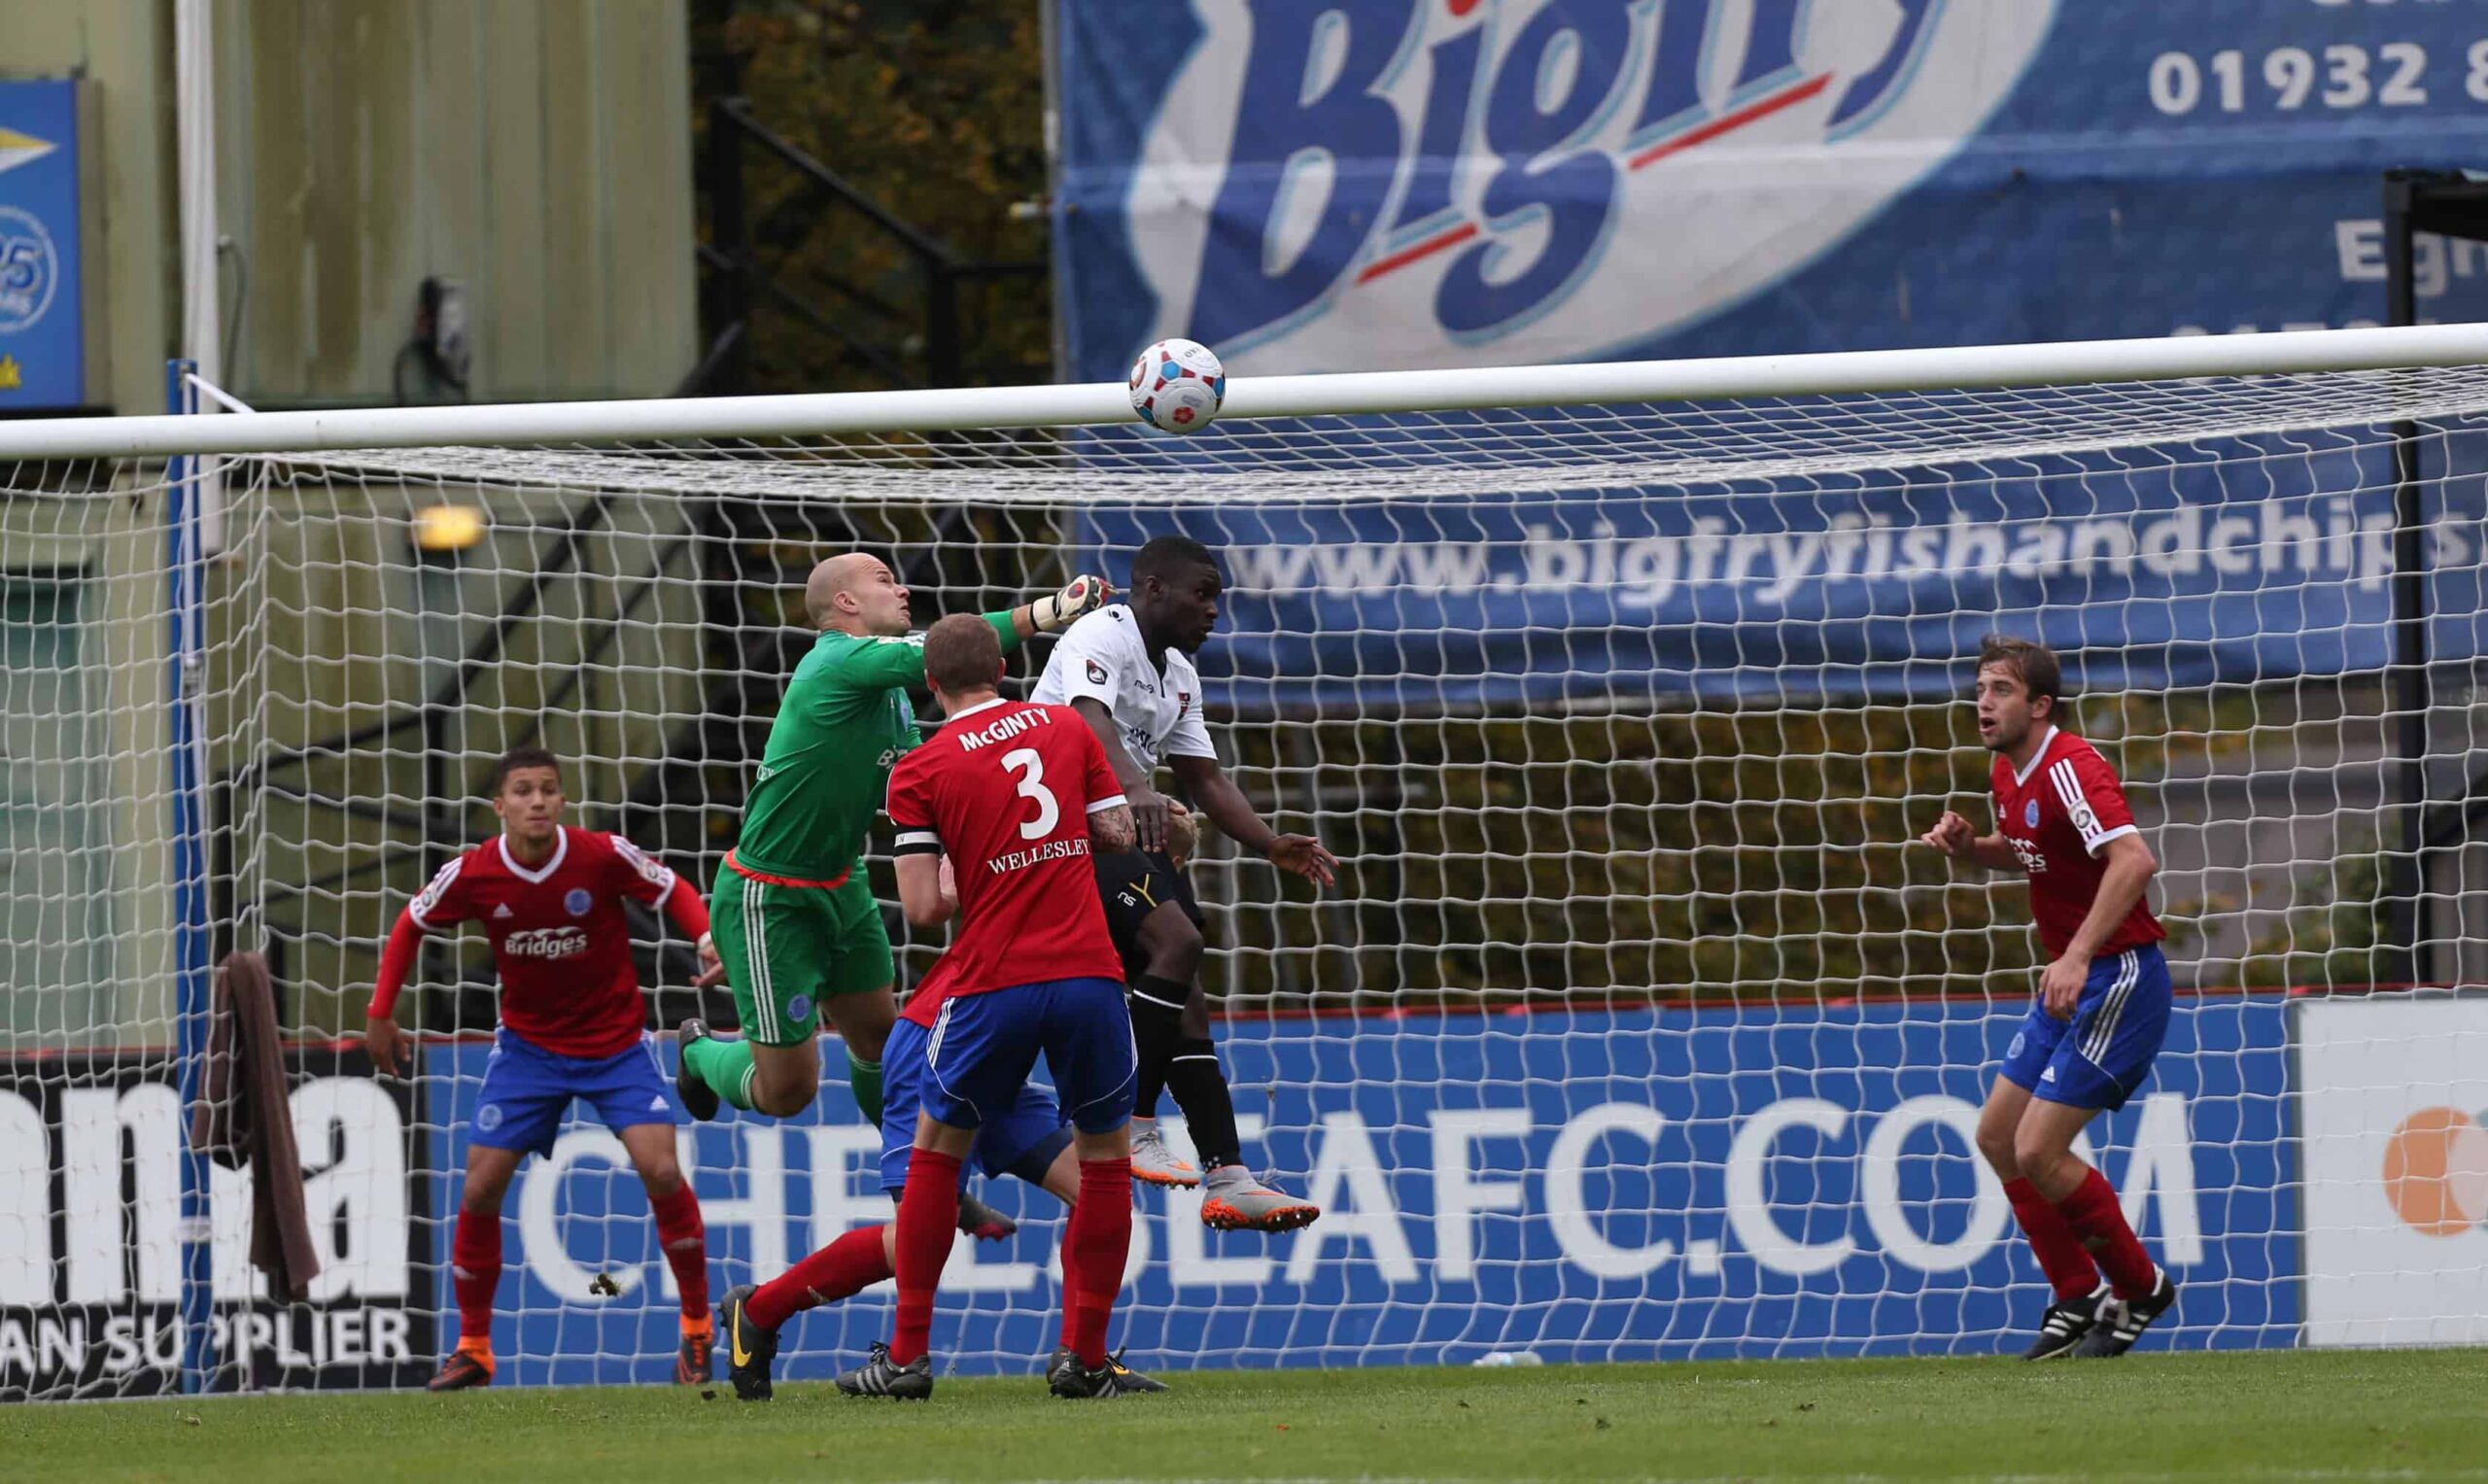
[[879, 1015, 1072, 1194], [919, 977, 1137, 1136], [1998, 944, 2173, 1113], [1094, 848, 1201, 982], [470, 1029, 677, 1156]]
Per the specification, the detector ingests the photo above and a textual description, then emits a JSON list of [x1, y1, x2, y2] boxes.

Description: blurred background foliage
[[691, 0, 1055, 393]]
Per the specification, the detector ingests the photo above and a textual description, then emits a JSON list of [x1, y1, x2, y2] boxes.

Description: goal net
[[7, 327, 2488, 1397]]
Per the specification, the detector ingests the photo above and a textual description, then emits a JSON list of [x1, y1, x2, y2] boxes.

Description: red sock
[[1059, 1157, 1133, 1368], [451, 1205, 501, 1345], [890, 1149, 962, 1366], [2005, 1176, 2101, 1301], [2052, 1166, 2159, 1300], [748, 1225, 893, 1331], [648, 1183, 710, 1328]]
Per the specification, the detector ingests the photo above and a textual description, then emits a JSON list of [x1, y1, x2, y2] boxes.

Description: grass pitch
[[7, 1348, 2485, 1482]]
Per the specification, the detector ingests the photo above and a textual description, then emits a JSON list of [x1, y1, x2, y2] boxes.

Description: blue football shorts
[[1998, 943, 2173, 1112]]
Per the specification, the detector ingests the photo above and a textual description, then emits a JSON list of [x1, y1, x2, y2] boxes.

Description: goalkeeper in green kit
[[675, 553, 1110, 1127]]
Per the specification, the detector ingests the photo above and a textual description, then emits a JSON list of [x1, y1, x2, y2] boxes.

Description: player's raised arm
[[1168, 752, 1338, 889], [805, 558, 1113, 691]]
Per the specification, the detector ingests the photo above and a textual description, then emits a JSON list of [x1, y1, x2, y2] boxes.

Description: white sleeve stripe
[[408, 857, 463, 929], [1086, 794, 1127, 814], [2084, 822, 2139, 856], [2052, 756, 2129, 851], [894, 829, 941, 847]]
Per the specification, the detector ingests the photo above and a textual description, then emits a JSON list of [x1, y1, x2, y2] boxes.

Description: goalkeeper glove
[[1029, 574, 1113, 634]]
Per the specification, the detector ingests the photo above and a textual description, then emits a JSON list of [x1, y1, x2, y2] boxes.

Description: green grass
[[8, 1350, 2487, 1482]]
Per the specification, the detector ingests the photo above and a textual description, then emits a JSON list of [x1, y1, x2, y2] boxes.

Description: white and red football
[[1127, 337, 1226, 434]]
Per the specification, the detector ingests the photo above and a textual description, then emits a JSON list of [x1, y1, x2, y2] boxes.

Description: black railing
[[689, 95, 1047, 395]]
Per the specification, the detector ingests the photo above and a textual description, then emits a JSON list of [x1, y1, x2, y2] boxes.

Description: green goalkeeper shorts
[[708, 865, 893, 1047]]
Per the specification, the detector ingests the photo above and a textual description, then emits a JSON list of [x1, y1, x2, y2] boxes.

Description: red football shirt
[[886, 699, 1126, 1025], [1991, 727, 2165, 961], [407, 826, 681, 1057]]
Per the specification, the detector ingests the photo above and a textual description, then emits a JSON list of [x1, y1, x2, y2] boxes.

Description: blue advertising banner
[[0, 80, 86, 410], [1054, 2, 2488, 381], [1054, 5, 2488, 708], [428, 995, 2294, 1384], [1088, 455, 2488, 708]]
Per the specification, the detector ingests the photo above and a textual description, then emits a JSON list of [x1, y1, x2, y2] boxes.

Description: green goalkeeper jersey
[[731, 613, 1021, 881]]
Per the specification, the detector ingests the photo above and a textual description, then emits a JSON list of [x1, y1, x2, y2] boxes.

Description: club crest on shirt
[[1086, 659, 1109, 686], [2024, 800, 2040, 828], [564, 887, 593, 915]]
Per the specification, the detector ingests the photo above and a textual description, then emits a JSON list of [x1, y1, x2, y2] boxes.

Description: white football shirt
[[1029, 604, 1217, 774]]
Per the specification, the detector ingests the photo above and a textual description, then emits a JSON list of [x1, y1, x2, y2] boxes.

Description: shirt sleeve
[[405, 854, 472, 931], [1162, 693, 1217, 762], [826, 632, 931, 692], [1079, 723, 1127, 814], [605, 834, 680, 908], [1048, 615, 1124, 713], [886, 755, 943, 857], [2053, 747, 2139, 858]]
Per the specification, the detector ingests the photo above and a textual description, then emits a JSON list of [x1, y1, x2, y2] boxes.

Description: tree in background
[[692, 0, 1053, 393]]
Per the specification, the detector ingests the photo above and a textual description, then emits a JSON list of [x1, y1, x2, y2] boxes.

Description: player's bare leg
[[432, 1145, 524, 1390], [740, 1037, 821, 1118], [2013, 1095, 2174, 1357], [1977, 1077, 2106, 1359], [823, 984, 895, 1125], [618, 1122, 714, 1383], [675, 1018, 820, 1119]]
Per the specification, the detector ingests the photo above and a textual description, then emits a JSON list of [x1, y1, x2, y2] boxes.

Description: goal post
[[6, 323, 2488, 1395]]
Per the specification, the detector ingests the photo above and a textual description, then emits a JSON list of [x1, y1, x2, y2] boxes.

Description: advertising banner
[[2297, 994, 2488, 1348], [0, 1046, 434, 1400], [0, 79, 88, 410], [1083, 456, 2488, 708], [432, 995, 2294, 1383], [1054, 2, 2488, 381]]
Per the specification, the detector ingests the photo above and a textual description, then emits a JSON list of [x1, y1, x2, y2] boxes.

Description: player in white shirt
[[1031, 535, 1338, 1230]]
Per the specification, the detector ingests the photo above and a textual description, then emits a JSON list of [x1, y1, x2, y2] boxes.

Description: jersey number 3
[[1001, 747, 1060, 841]]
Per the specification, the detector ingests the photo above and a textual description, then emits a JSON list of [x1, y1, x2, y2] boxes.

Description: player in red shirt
[[716, 613, 1145, 1402], [363, 746, 725, 1391], [1919, 637, 2178, 1360]]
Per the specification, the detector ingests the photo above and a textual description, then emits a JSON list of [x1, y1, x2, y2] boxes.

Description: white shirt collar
[[499, 827, 569, 883], [2009, 726, 2060, 788], [949, 697, 1010, 722]]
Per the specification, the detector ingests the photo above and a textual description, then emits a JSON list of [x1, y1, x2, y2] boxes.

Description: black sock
[[1165, 1037, 1242, 1171], [1126, 975, 1189, 1118]]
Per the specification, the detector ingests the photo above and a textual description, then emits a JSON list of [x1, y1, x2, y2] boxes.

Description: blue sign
[[1054, 2, 2488, 381], [426, 996, 2295, 1384], [1081, 430, 2488, 709], [0, 81, 86, 410]]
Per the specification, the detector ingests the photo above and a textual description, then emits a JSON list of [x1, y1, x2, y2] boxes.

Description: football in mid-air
[[1128, 337, 1226, 433]]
